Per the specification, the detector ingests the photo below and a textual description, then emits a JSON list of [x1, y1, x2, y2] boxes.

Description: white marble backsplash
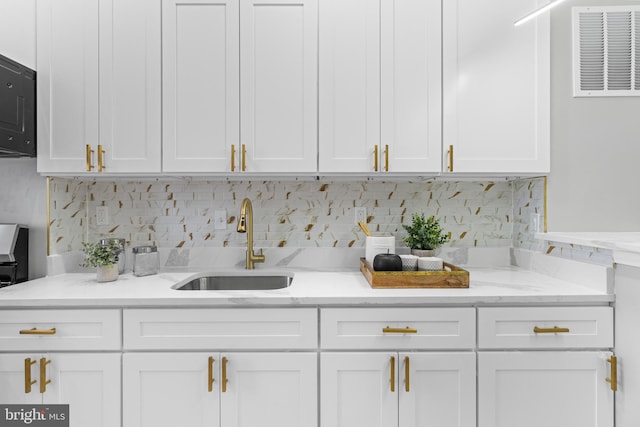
[[49, 178, 540, 257]]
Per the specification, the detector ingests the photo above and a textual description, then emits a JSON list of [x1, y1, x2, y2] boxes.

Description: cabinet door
[[442, 0, 550, 174], [478, 351, 614, 427], [99, 0, 161, 173], [380, 0, 441, 173], [123, 353, 220, 427], [162, 0, 239, 173], [221, 353, 317, 427], [36, 0, 99, 173], [0, 354, 42, 404], [321, 352, 398, 427], [399, 352, 475, 427], [240, 0, 318, 173], [318, 0, 380, 173], [44, 353, 121, 427]]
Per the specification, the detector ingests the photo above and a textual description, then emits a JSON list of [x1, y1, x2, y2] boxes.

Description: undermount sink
[[173, 274, 293, 291]]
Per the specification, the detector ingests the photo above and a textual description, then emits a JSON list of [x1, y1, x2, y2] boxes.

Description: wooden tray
[[360, 258, 469, 289]]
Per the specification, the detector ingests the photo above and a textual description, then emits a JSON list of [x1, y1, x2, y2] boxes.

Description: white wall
[[0, 159, 48, 278], [0, 0, 36, 68], [547, 0, 640, 231]]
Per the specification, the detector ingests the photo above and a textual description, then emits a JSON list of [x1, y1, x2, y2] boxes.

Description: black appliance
[[0, 53, 36, 157], [0, 224, 29, 287]]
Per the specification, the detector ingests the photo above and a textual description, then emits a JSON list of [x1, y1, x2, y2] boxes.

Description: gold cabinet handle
[[221, 356, 228, 393], [533, 326, 570, 334], [97, 144, 106, 172], [404, 356, 410, 392], [384, 144, 389, 172], [448, 144, 454, 172], [86, 144, 94, 171], [606, 355, 617, 391], [208, 356, 215, 392], [39, 358, 51, 393], [20, 328, 57, 335], [374, 145, 379, 171], [241, 144, 246, 172], [390, 356, 395, 392], [24, 358, 36, 393], [383, 326, 418, 334], [231, 145, 236, 172]]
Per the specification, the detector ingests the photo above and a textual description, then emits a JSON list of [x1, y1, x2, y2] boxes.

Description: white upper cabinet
[[37, 0, 99, 173], [99, 0, 161, 173], [240, 0, 318, 173], [37, 0, 161, 174], [164, 0, 317, 174], [442, 0, 550, 174], [162, 0, 239, 173], [319, 0, 441, 174]]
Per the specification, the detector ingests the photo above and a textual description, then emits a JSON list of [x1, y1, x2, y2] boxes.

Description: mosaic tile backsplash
[[49, 178, 544, 255]]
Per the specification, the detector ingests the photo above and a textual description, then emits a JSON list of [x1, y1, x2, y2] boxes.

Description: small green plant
[[82, 241, 121, 267], [402, 213, 449, 250]]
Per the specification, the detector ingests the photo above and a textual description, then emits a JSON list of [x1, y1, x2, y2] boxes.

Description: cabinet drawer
[[0, 309, 122, 351], [478, 307, 613, 349], [123, 308, 318, 350], [320, 308, 475, 350]]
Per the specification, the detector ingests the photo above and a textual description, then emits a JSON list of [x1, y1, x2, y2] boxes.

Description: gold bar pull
[[19, 328, 57, 335], [383, 326, 418, 334], [606, 355, 617, 391], [231, 145, 236, 172], [374, 145, 379, 171], [390, 356, 395, 392], [97, 144, 105, 172], [404, 356, 410, 392], [86, 144, 94, 171], [24, 358, 36, 393], [448, 145, 454, 172], [39, 358, 51, 393], [533, 326, 570, 334], [384, 144, 389, 172], [241, 144, 246, 172], [221, 356, 228, 393], [208, 356, 215, 392]]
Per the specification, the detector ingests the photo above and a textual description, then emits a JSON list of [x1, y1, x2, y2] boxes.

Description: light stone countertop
[[0, 264, 613, 308], [537, 232, 640, 267]]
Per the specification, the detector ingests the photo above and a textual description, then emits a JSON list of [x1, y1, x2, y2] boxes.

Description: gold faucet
[[237, 197, 265, 269]]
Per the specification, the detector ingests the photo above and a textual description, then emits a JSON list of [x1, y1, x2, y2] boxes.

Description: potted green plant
[[402, 213, 450, 257], [82, 240, 121, 282]]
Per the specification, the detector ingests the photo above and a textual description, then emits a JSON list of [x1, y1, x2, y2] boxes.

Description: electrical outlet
[[355, 207, 367, 225], [530, 213, 541, 233], [214, 209, 227, 230], [96, 206, 109, 226]]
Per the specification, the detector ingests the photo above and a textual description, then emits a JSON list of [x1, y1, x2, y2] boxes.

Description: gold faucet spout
[[237, 198, 265, 269]]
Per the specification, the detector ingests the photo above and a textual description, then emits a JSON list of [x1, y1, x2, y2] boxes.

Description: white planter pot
[[410, 249, 436, 258], [96, 264, 119, 283]]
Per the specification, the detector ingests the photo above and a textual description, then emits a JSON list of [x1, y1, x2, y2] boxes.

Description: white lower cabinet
[[478, 351, 614, 427], [0, 353, 121, 427], [477, 307, 615, 427], [123, 352, 317, 427], [321, 352, 475, 427], [122, 308, 318, 427]]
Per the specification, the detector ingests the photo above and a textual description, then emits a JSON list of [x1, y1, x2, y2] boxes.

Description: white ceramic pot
[[410, 249, 436, 258], [96, 264, 119, 283]]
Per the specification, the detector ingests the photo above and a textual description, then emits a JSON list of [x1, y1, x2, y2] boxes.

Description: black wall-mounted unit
[[0, 53, 36, 157]]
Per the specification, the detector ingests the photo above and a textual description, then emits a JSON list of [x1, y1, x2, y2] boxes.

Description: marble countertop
[[537, 232, 640, 267], [0, 264, 613, 307]]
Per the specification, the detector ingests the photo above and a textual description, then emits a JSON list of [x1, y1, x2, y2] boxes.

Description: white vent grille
[[573, 6, 640, 97]]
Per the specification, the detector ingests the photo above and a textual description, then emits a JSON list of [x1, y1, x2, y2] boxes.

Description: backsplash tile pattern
[[49, 178, 533, 255], [513, 177, 545, 251]]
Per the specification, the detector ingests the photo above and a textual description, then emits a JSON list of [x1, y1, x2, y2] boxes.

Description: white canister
[[365, 236, 396, 264], [418, 256, 443, 271], [399, 254, 419, 271]]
